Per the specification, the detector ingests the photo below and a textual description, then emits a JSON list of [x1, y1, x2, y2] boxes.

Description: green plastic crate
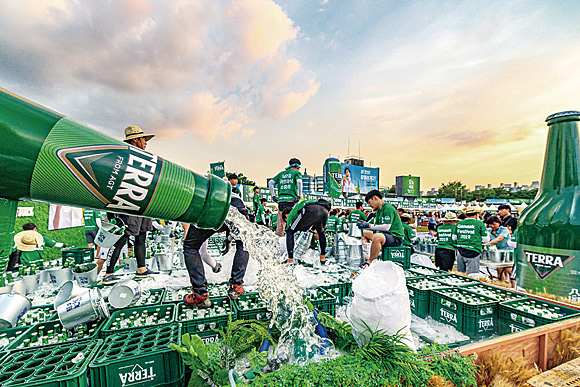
[[408, 265, 448, 278], [0, 326, 28, 352], [379, 246, 412, 269], [463, 283, 526, 303], [233, 292, 272, 321], [177, 296, 235, 335], [404, 269, 424, 281], [61, 247, 94, 266], [0, 339, 101, 387], [196, 329, 221, 345], [7, 319, 104, 351], [406, 278, 452, 318], [14, 305, 56, 328], [107, 289, 165, 310], [498, 298, 580, 335], [430, 287, 498, 338], [101, 304, 175, 336], [434, 273, 480, 288], [162, 286, 190, 303], [89, 324, 184, 387], [306, 287, 336, 317]]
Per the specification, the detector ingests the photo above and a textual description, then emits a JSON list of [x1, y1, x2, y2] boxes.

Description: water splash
[[225, 207, 330, 365]]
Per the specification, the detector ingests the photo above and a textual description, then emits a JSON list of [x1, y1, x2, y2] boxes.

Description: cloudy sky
[[1, 0, 580, 191]]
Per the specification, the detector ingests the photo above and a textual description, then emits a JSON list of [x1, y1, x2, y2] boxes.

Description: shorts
[[85, 229, 98, 244], [428, 223, 437, 231], [456, 249, 481, 275], [435, 247, 455, 271], [371, 231, 402, 247]]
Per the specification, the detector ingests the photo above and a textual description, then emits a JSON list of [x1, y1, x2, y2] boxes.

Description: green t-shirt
[[454, 218, 487, 253], [285, 200, 317, 229], [83, 209, 105, 231], [402, 223, 414, 247], [371, 202, 404, 239], [20, 235, 58, 266], [270, 213, 278, 229], [326, 216, 339, 233], [436, 224, 456, 250], [252, 193, 261, 212], [338, 217, 348, 233], [255, 203, 266, 223], [272, 169, 302, 202], [348, 210, 367, 223]]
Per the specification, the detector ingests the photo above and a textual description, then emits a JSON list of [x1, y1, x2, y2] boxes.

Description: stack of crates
[[380, 246, 412, 269], [498, 298, 580, 335]]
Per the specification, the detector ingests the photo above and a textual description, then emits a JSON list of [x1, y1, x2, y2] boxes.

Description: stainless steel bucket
[[0, 283, 13, 294], [47, 267, 73, 287], [57, 288, 110, 330], [39, 269, 51, 284], [72, 263, 98, 286], [347, 244, 363, 266], [120, 258, 137, 274], [22, 274, 39, 295], [0, 293, 31, 328], [108, 279, 141, 309], [347, 223, 363, 238], [54, 280, 87, 310], [156, 252, 173, 272], [11, 278, 25, 295]]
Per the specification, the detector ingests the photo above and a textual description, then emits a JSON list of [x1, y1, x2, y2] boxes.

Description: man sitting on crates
[[356, 190, 404, 269]]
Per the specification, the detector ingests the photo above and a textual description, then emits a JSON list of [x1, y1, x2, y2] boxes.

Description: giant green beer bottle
[[324, 157, 342, 198], [516, 111, 580, 300], [0, 88, 230, 230]]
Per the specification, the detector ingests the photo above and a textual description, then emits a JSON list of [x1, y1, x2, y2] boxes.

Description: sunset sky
[[1, 0, 580, 192]]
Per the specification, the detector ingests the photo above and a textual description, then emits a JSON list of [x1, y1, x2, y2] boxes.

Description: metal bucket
[[11, 278, 25, 295], [347, 223, 363, 239], [347, 244, 363, 266], [0, 283, 13, 294], [120, 258, 137, 274], [54, 280, 88, 310], [22, 274, 39, 295], [156, 252, 173, 272], [47, 267, 73, 287], [57, 288, 109, 330], [39, 269, 51, 284], [95, 222, 123, 248], [72, 263, 98, 286], [108, 279, 141, 309], [294, 232, 313, 259], [0, 293, 31, 328]]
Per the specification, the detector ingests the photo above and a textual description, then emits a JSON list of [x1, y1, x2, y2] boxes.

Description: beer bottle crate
[[107, 289, 165, 310], [101, 304, 175, 336], [430, 287, 498, 339], [404, 269, 424, 281], [61, 247, 94, 266], [0, 339, 101, 387], [305, 287, 336, 317], [14, 305, 56, 329], [232, 292, 272, 322], [0, 326, 28, 353], [88, 324, 184, 387], [379, 246, 411, 269], [433, 273, 480, 288], [498, 298, 580, 335], [7, 319, 104, 351], [408, 264, 449, 278], [176, 296, 235, 335], [463, 283, 526, 303], [162, 286, 191, 303], [406, 278, 452, 318], [321, 282, 342, 304]]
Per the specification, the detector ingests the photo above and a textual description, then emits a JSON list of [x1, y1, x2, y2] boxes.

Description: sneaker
[[212, 262, 222, 273], [183, 291, 212, 308], [320, 258, 327, 265], [360, 261, 370, 270], [228, 283, 245, 300], [135, 268, 158, 278], [101, 275, 121, 286], [283, 258, 294, 265]]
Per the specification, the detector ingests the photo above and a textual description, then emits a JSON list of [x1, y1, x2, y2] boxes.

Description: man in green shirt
[[269, 158, 303, 236], [14, 223, 66, 267], [282, 199, 331, 265], [325, 209, 340, 233], [252, 186, 261, 214], [400, 213, 416, 252], [453, 207, 489, 275], [270, 212, 278, 231], [357, 190, 404, 269], [255, 198, 268, 226], [435, 212, 459, 271], [347, 202, 367, 223]]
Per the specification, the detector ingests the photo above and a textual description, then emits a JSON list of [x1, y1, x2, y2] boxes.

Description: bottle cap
[[546, 111, 580, 124]]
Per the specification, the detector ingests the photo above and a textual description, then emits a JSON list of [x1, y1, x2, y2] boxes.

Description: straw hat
[[123, 125, 155, 143], [14, 230, 44, 252], [400, 213, 412, 221], [464, 206, 482, 216], [442, 212, 459, 222]]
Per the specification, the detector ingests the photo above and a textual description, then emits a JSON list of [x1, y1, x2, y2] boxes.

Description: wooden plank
[[538, 333, 548, 370]]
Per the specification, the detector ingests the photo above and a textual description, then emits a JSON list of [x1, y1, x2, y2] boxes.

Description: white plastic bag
[[410, 253, 436, 268], [347, 261, 415, 351]]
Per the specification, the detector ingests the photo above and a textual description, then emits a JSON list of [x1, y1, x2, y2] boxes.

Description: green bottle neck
[[538, 112, 580, 195]]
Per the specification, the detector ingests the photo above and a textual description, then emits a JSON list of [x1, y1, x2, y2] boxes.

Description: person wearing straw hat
[[453, 206, 489, 275], [400, 212, 416, 253], [435, 212, 459, 271], [14, 223, 66, 267], [99, 126, 156, 285]]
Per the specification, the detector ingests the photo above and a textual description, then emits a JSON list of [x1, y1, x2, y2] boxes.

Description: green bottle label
[[516, 243, 580, 299]]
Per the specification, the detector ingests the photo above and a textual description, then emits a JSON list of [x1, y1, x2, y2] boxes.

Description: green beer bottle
[[515, 111, 580, 300], [0, 88, 230, 230]]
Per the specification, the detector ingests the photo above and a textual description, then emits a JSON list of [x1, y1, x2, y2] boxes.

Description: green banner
[[210, 161, 225, 178]]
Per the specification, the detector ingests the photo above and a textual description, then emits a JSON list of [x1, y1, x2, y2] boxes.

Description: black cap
[[228, 173, 238, 180], [289, 158, 301, 166]]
